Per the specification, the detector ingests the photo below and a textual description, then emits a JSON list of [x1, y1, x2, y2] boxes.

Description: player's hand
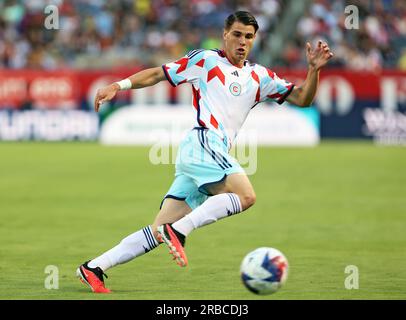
[[94, 83, 120, 112], [306, 40, 334, 70]]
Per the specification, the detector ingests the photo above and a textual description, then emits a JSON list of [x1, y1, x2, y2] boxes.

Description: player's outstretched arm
[[286, 40, 334, 108], [94, 67, 166, 112]]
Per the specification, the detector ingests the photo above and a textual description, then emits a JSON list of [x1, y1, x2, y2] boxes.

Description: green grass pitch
[[0, 141, 405, 300]]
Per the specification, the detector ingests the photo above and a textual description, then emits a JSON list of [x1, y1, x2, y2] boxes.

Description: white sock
[[88, 225, 159, 271], [172, 193, 242, 236]]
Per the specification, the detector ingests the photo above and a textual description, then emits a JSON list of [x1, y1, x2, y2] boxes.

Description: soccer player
[[77, 11, 333, 293]]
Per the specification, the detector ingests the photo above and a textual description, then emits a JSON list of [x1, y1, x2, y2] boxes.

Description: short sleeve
[[162, 49, 206, 87], [259, 68, 294, 105]]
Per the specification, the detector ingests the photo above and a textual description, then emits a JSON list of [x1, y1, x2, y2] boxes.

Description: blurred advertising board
[[0, 110, 99, 141]]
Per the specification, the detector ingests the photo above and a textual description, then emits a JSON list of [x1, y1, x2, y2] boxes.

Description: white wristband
[[115, 78, 132, 90]]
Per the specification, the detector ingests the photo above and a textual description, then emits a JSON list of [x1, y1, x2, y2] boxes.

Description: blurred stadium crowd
[[0, 0, 405, 71]]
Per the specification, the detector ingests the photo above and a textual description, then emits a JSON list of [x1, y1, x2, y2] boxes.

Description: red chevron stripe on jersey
[[175, 57, 189, 74], [251, 70, 260, 84], [251, 70, 261, 102], [196, 59, 205, 67], [210, 115, 219, 129], [192, 86, 200, 110], [266, 68, 275, 79], [192, 86, 206, 127], [207, 66, 225, 85], [255, 87, 261, 102]]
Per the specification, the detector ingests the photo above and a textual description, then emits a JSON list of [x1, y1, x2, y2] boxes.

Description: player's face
[[223, 22, 256, 67]]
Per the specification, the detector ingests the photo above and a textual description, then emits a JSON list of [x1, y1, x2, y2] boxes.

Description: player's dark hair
[[224, 11, 259, 33]]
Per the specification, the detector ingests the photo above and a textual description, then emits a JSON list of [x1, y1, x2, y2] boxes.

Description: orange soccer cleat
[[157, 224, 188, 267], [76, 261, 111, 293]]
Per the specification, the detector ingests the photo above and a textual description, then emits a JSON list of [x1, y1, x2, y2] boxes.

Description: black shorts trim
[[197, 174, 227, 196], [159, 195, 186, 209]]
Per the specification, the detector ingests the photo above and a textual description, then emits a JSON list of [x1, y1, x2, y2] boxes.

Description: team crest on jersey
[[229, 82, 241, 96]]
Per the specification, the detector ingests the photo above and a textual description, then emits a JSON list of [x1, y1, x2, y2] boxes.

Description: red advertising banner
[[278, 69, 406, 111], [0, 69, 141, 110], [1, 69, 405, 111]]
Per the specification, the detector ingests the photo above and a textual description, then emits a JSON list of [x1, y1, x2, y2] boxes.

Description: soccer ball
[[240, 247, 289, 295]]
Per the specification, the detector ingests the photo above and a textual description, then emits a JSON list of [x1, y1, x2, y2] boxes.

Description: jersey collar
[[217, 49, 248, 69]]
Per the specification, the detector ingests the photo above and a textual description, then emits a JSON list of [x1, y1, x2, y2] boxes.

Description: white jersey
[[162, 49, 294, 149]]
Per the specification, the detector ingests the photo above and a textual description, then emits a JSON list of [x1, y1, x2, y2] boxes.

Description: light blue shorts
[[160, 127, 245, 210]]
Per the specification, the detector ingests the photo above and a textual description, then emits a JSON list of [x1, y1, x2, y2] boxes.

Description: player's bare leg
[[205, 173, 256, 210], [151, 198, 192, 238]]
